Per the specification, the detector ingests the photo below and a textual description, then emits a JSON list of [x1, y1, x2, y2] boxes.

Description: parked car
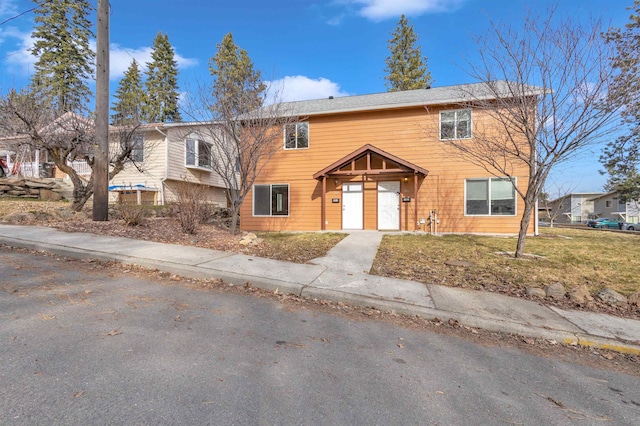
[[621, 222, 639, 231], [586, 218, 620, 229]]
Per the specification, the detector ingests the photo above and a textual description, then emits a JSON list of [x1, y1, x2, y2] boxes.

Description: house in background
[[240, 82, 539, 235], [0, 116, 230, 207], [542, 192, 604, 224], [107, 122, 229, 206], [589, 191, 640, 224]]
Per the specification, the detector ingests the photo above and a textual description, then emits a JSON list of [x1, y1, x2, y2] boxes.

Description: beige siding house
[[589, 192, 640, 223], [108, 123, 229, 206]]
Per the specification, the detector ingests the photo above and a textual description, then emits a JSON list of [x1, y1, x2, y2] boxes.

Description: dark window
[[254, 184, 289, 216]]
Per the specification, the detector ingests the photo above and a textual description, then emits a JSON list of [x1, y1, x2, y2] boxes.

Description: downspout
[[155, 126, 169, 205]]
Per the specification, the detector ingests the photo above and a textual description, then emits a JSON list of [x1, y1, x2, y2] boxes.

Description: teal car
[[586, 218, 620, 229]]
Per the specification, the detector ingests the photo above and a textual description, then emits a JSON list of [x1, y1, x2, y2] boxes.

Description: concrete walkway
[[1, 224, 639, 355]]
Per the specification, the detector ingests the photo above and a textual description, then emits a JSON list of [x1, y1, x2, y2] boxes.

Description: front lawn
[[371, 228, 640, 296]]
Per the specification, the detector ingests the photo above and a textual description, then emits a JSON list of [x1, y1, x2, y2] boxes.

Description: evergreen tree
[[30, 0, 95, 113], [111, 60, 145, 125], [601, 0, 640, 202], [209, 32, 266, 117], [384, 15, 432, 92], [143, 32, 181, 123]]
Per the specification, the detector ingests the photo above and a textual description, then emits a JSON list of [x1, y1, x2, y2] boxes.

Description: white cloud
[[0, 0, 18, 17], [267, 75, 350, 103], [346, 0, 465, 21], [3, 28, 36, 75], [109, 43, 198, 80]]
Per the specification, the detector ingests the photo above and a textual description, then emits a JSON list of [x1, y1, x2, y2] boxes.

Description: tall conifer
[[384, 15, 432, 92], [112, 60, 145, 125], [143, 32, 181, 123], [209, 32, 266, 117], [30, 0, 95, 112]]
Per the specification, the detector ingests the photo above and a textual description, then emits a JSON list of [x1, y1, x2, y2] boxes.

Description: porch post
[[321, 176, 326, 230], [414, 173, 419, 231]]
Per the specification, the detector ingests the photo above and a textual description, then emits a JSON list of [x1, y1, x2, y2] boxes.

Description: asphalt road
[[1, 247, 639, 425]]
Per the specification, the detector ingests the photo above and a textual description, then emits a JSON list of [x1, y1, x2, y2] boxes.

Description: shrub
[[115, 201, 147, 227], [174, 179, 209, 234]]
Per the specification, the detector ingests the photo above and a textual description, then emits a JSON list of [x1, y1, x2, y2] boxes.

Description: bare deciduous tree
[[539, 182, 577, 227], [183, 84, 297, 234], [0, 89, 145, 212], [440, 9, 619, 257]]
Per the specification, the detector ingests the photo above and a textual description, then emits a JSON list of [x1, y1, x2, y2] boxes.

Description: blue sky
[[0, 0, 635, 192]]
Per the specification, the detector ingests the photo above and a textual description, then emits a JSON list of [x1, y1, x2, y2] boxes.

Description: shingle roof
[[277, 80, 544, 117]]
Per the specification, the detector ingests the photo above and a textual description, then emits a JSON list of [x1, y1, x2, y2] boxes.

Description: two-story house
[[239, 82, 537, 235], [543, 192, 604, 224], [590, 191, 640, 224], [107, 122, 229, 206]]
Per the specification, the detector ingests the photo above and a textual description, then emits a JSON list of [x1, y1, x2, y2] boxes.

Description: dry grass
[[0, 199, 345, 264], [371, 227, 640, 296], [255, 232, 346, 263]]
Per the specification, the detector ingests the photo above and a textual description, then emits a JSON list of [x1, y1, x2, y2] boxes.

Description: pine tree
[[209, 32, 266, 117], [30, 0, 95, 113], [601, 0, 640, 202], [384, 15, 432, 92], [143, 32, 181, 123], [111, 60, 145, 125]]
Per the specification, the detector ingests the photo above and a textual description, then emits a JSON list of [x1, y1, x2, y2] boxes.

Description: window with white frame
[[253, 184, 289, 216], [185, 137, 212, 169], [465, 178, 516, 216], [284, 122, 309, 149], [440, 109, 471, 140], [605, 200, 612, 208]]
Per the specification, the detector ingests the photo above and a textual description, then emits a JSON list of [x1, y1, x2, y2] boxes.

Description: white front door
[[378, 181, 400, 230], [342, 183, 363, 229]]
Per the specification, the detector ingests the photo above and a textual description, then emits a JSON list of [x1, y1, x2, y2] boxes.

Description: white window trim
[[439, 108, 472, 141], [185, 137, 213, 171], [464, 177, 517, 217], [252, 183, 290, 217], [283, 122, 310, 150]]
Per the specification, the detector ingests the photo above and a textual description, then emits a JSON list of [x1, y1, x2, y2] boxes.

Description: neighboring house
[[240, 82, 538, 234], [543, 192, 604, 224], [589, 191, 640, 224], [0, 116, 230, 206], [107, 122, 229, 206]]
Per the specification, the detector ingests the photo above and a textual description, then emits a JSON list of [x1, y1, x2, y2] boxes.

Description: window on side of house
[[440, 109, 471, 140], [185, 137, 213, 169], [605, 200, 612, 208], [253, 184, 289, 216], [465, 178, 516, 216], [284, 122, 309, 150], [121, 134, 144, 162]]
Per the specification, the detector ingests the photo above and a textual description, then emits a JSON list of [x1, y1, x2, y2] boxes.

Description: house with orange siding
[[240, 82, 539, 235]]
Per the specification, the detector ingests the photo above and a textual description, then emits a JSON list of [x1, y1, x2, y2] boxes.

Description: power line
[[0, 0, 53, 27]]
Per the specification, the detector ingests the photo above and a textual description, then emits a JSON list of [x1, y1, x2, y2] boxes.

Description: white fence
[[7, 160, 91, 178]]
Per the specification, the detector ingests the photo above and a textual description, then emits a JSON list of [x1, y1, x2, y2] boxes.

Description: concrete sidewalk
[[1, 224, 639, 355]]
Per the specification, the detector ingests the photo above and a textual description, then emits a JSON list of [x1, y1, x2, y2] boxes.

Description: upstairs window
[[186, 138, 212, 169], [440, 109, 471, 140], [285, 122, 309, 149]]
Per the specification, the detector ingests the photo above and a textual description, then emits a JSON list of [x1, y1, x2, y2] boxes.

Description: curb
[[2, 235, 640, 356]]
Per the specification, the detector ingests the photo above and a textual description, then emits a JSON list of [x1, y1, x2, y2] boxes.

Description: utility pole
[[93, 0, 109, 221]]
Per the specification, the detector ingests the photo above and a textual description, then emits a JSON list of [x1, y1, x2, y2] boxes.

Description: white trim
[[283, 122, 310, 150], [439, 108, 472, 141]]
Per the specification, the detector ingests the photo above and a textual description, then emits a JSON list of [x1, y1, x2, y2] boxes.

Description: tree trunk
[[515, 194, 535, 258], [229, 199, 240, 235]]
